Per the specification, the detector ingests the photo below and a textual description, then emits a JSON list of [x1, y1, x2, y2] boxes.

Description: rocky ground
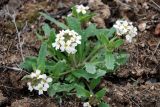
[[0, 0, 160, 107]]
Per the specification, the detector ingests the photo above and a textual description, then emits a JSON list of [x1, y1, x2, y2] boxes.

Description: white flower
[[27, 71, 52, 95], [38, 74, 47, 80], [76, 5, 89, 14], [35, 83, 44, 95], [43, 83, 49, 91], [52, 29, 81, 54], [47, 77, 53, 83], [27, 82, 33, 92], [113, 19, 137, 43], [30, 69, 41, 78], [128, 26, 137, 37], [83, 102, 91, 107], [126, 34, 133, 43], [34, 82, 49, 95]]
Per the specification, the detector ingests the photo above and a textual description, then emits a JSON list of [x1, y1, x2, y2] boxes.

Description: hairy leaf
[[96, 88, 107, 100], [37, 42, 47, 72], [48, 83, 75, 97], [20, 56, 37, 72], [49, 60, 67, 76], [85, 63, 97, 74], [66, 16, 81, 33], [40, 12, 68, 29], [105, 52, 115, 70], [75, 84, 90, 98], [42, 23, 51, 36], [90, 78, 101, 89], [99, 102, 110, 107]]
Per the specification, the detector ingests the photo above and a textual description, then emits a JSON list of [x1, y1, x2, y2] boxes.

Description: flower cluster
[[113, 20, 137, 43], [52, 29, 81, 54], [27, 69, 52, 95], [76, 5, 89, 14]]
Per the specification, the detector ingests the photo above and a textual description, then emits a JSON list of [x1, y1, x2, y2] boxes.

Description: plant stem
[[72, 54, 77, 68], [59, 70, 72, 76], [84, 45, 104, 63], [59, 68, 75, 76], [53, 55, 59, 62]]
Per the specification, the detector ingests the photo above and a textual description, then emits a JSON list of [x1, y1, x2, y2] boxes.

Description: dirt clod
[[89, 0, 110, 28], [0, 90, 8, 106], [155, 23, 160, 36]]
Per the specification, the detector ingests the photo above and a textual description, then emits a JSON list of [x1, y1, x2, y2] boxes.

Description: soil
[[0, 0, 160, 107]]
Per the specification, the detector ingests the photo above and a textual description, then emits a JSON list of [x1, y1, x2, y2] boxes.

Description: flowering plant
[[21, 5, 137, 107]]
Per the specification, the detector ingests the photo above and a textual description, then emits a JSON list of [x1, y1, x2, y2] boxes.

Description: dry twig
[[4, 6, 25, 61]]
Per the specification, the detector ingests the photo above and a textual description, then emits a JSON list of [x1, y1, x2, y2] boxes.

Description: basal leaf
[[106, 27, 116, 38], [66, 16, 81, 33], [75, 84, 91, 98], [116, 53, 129, 65], [37, 42, 47, 72], [96, 88, 107, 100], [36, 32, 43, 41], [20, 56, 37, 72], [49, 60, 67, 76], [72, 69, 92, 81], [84, 23, 97, 37], [97, 34, 109, 45], [90, 78, 101, 89], [84, 24, 109, 38], [48, 83, 75, 97], [99, 102, 110, 107], [40, 12, 68, 29], [85, 63, 97, 74], [114, 39, 124, 48], [42, 23, 51, 36], [72, 69, 106, 81], [94, 69, 106, 79], [105, 52, 115, 70], [79, 13, 95, 22], [47, 29, 56, 45]]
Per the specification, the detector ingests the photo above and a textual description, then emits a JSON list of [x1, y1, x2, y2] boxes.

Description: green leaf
[[66, 16, 81, 33], [90, 78, 101, 89], [36, 32, 43, 41], [20, 56, 37, 72], [75, 84, 91, 98], [97, 29, 110, 37], [65, 75, 76, 83], [37, 42, 47, 72], [72, 6, 78, 17], [72, 69, 106, 81], [48, 83, 75, 97], [45, 60, 56, 71], [84, 24, 97, 37], [85, 63, 97, 74], [114, 39, 124, 48], [84, 24, 110, 38], [21, 75, 30, 80], [72, 69, 92, 81], [49, 60, 67, 76], [42, 23, 51, 36], [95, 69, 106, 79], [40, 12, 68, 29], [99, 102, 110, 107], [47, 29, 56, 45], [106, 27, 116, 38], [116, 53, 129, 65], [97, 34, 109, 45], [105, 52, 115, 70], [96, 88, 107, 100], [79, 13, 95, 22]]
